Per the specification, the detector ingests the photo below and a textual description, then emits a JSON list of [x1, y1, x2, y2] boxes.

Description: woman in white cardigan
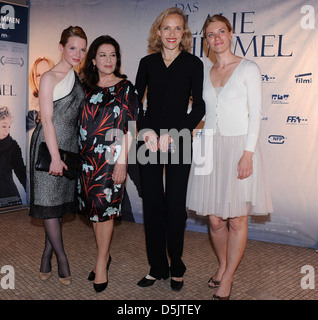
[[186, 15, 273, 300]]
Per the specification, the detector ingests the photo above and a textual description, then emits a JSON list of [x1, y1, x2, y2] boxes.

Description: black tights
[[40, 218, 71, 278]]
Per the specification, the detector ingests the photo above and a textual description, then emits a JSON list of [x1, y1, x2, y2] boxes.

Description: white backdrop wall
[[27, 0, 318, 248]]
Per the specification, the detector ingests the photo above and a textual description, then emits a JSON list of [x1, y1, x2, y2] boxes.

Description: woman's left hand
[[237, 150, 253, 180], [112, 162, 127, 185], [158, 134, 173, 153]]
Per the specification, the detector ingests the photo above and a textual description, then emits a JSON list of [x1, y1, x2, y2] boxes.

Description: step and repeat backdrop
[[2, 0, 318, 248]]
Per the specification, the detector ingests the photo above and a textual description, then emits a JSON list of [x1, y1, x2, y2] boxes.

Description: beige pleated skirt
[[186, 132, 273, 219]]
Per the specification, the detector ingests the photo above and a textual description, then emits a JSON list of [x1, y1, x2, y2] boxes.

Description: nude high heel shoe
[[58, 276, 72, 286], [39, 271, 52, 281]]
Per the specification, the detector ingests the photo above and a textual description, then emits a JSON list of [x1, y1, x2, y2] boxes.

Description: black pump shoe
[[88, 255, 112, 281], [137, 276, 157, 287], [92, 256, 111, 293], [171, 278, 184, 292], [93, 281, 108, 293], [137, 274, 169, 287]]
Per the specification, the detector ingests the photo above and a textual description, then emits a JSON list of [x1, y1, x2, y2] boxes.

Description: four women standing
[[29, 9, 272, 300]]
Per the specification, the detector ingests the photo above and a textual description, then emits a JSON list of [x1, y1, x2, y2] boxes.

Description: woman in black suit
[[135, 7, 205, 291]]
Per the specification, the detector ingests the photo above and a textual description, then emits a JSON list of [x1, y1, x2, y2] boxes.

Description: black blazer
[[135, 51, 205, 136]]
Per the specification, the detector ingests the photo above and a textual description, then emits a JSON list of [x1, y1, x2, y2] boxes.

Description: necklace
[[162, 50, 181, 62], [163, 56, 175, 61]]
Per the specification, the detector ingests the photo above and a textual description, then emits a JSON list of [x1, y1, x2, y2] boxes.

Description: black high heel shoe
[[93, 256, 111, 293], [171, 278, 184, 292], [92, 256, 111, 293], [93, 280, 108, 293], [137, 276, 157, 287], [88, 255, 111, 281], [137, 274, 169, 287]]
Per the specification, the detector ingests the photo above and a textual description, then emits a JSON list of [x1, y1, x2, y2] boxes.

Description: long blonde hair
[[148, 7, 192, 53]]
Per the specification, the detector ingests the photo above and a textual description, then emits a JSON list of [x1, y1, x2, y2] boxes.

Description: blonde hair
[[29, 57, 54, 98], [0, 106, 13, 121], [148, 7, 192, 53], [202, 14, 233, 38]]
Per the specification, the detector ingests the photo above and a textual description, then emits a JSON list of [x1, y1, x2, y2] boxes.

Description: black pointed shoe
[[92, 255, 112, 293], [93, 281, 108, 293], [137, 276, 157, 287], [171, 278, 184, 292]]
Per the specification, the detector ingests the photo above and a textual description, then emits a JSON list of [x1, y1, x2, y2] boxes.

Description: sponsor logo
[[295, 73, 312, 84], [268, 135, 286, 144], [272, 94, 289, 104], [262, 74, 276, 83], [286, 116, 308, 125]]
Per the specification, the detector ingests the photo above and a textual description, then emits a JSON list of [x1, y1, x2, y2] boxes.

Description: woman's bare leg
[[209, 215, 229, 285], [92, 219, 114, 284], [214, 215, 248, 297]]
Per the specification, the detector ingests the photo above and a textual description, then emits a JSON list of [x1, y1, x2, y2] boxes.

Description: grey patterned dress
[[29, 71, 84, 219]]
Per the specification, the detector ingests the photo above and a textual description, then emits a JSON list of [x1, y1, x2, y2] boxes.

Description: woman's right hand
[[237, 150, 253, 180], [142, 130, 158, 152], [49, 158, 68, 177]]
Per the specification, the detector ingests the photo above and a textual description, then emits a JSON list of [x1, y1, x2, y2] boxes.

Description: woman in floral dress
[[78, 35, 138, 292]]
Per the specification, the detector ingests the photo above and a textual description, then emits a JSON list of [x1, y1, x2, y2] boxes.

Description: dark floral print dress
[[78, 79, 138, 222]]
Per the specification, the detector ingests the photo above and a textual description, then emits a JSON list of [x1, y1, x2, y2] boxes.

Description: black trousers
[[139, 146, 191, 279]]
